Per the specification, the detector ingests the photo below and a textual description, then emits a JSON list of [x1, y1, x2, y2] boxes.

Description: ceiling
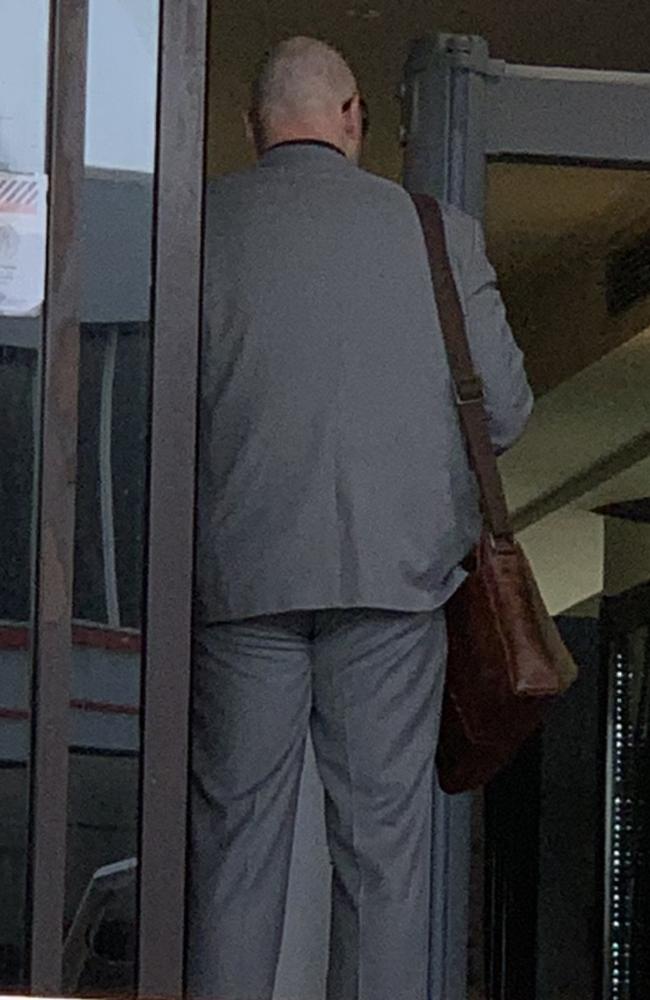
[[206, 0, 650, 178]]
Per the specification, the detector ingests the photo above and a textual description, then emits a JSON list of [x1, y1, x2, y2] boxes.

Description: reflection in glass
[[0, 340, 37, 992], [0, 0, 51, 988], [62, 2, 159, 994]]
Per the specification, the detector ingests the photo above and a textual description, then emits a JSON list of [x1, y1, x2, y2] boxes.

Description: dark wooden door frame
[[137, 1, 209, 996], [27, 1, 89, 990]]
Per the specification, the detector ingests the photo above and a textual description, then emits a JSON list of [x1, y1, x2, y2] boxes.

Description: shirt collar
[[264, 139, 347, 158]]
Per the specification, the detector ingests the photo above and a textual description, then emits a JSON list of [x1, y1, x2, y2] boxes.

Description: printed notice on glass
[[0, 171, 48, 317]]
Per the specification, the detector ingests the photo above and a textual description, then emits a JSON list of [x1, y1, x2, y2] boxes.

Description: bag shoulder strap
[[410, 192, 512, 540]]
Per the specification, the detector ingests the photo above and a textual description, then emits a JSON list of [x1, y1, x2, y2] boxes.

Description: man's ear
[[341, 94, 362, 142], [341, 97, 356, 139]]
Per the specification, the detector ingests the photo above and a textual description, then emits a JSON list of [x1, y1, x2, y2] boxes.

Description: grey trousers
[[186, 607, 447, 1000]]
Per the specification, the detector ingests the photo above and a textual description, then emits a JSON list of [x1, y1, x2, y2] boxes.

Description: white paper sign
[[0, 171, 48, 317]]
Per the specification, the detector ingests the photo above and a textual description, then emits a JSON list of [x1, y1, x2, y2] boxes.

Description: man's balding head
[[248, 37, 366, 162]]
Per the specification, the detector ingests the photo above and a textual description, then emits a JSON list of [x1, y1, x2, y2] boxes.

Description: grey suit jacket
[[196, 142, 533, 624]]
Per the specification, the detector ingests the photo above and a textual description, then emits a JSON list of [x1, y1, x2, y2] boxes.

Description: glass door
[[401, 34, 650, 1000], [0, 2, 209, 995]]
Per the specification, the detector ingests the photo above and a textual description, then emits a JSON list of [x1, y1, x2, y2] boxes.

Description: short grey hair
[[251, 36, 357, 133]]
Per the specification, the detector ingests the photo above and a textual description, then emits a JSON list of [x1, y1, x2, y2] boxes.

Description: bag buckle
[[455, 375, 484, 406], [488, 532, 516, 553]]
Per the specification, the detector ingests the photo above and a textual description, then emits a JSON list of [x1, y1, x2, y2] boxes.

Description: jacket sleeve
[[460, 217, 534, 453]]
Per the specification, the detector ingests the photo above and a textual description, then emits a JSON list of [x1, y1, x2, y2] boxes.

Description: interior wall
[[517, 509, 604, 615], [496, 239, 650, 395]]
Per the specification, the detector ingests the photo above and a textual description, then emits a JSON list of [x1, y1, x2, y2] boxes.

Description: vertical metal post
[[401, 37, 454, 198], [27, 0, 88, 992], [401, 33, 492, 1000], [137, 0, 209, 995], [401, 34, 492, 218]]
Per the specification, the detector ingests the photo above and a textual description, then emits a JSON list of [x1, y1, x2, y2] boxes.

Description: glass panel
[[485, 160, 650, 998], [62, 2, 160, 995], [0, 0, 51, 990]]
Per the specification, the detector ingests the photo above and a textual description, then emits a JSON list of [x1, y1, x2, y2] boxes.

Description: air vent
[[606, 230, 650, 316]]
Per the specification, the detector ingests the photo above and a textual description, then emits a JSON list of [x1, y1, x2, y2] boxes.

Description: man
[[187, 36, 533, 1000]]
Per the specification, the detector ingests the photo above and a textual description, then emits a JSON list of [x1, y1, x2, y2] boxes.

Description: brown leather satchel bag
[[411, 193, 578, 795]]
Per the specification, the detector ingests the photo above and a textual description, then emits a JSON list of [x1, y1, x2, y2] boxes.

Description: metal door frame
[[402, 34, 650, 218], [401, 31, 650, 1000]]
